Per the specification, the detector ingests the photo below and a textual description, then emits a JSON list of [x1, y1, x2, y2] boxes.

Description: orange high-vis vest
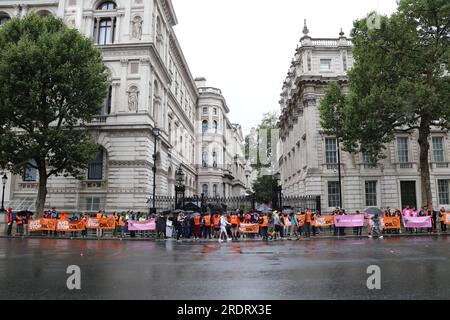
[[96, 213, 102, 219], [230, 215, 239, 225], [16, 216, 23, 225], [204, 215, 211, 226], [194, 215, 201, 226], [214, 215, 220, 226], [261, 216, 268, 227], [305, 211, 312, 223], [118, 217, 126, 227], [440, 212, 447, 222]]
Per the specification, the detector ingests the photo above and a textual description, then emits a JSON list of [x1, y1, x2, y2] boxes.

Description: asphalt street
[[0, 236, 449, 300]]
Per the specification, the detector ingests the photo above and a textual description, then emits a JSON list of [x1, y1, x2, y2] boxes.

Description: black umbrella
[[365, 207, 383, 216], [16, 210, 34, 216]]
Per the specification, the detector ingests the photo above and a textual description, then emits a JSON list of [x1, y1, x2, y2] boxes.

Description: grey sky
[[172, 0, 398, 135]]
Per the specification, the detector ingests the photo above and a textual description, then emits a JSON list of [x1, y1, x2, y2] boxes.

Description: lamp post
[[1, 173, 7, 213], [150, 127, 161, 215], [333, 110, 343, 209], [272, 172, 282, 211], [174, 166, 185, 210]]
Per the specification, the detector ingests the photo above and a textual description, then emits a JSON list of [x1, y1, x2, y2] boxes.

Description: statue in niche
[[132, 17, 143, 40], [128, 87, 139, 112]]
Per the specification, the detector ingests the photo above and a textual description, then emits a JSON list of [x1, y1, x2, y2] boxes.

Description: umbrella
[[282, 209, 294, 214], [192, 212, 201, 217], [16, 210, 34, 216], [365, 207, 383, 216]]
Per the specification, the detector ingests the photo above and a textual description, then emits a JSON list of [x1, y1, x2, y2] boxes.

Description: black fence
[[281, 195, 321, 212], [148, 195, 255, 212], [149, 194, 320, 213]]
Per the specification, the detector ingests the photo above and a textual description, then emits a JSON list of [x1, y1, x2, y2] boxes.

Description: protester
[[6, 208, 13, 236], [219, 212, 231, 242], [439, 208, 447, 233], [230, 211, 240, 241], [202, 213, 212, 239]]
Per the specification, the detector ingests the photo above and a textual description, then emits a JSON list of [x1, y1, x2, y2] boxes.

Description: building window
[[202, 120, 208, 135], [82, 196, 104, 211], [93, 2, 117, 45], [328, 181, 341, 208], [88, 150, 103, 180], [320, 59, 332, 71], [202, 184, 208, 197], [432, 137, 445, 162], [213, 120, 218, 133], [97, 1, 116, 10], [213, 108, 217, 115], [202, 107, 208, 115], [213, 184, 218, 197], [101, 86, 112, 115], [365, 181, 377, 207], [23, 160, 37, 182], [0, 15, 10, 26], [325, 138, 338, 166], [438, 180, 449, 205], [202, 151, 208, 168], [397, 137, 409, 163]]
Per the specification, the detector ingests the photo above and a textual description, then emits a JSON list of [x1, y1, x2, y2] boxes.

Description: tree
[[246, 111, 279, 205], [252, 175, 273, 204], [321, 0, 450, 209], [0, 14, 109, 213]]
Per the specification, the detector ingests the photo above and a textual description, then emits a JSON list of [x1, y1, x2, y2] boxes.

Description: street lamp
[[1, 173, 7, 212], [272, 172, 282, 211], [150, 127, 161, 215], [174, 166, 185, 210], [333, 109, 343, 209]]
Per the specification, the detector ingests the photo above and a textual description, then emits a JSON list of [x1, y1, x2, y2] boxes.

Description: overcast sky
[[172, 0, 398, 135]]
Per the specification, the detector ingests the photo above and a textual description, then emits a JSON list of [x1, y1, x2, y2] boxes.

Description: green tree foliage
[[0, 14, 109, 213], [252, 175, 273, 204], [320, 0, 450, 208]]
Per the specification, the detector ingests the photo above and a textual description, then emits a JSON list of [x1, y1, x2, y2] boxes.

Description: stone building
[[0, 0, 248, 212], [278, 21, 450, 213]]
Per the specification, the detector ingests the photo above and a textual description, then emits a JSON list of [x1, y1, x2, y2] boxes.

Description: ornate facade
[[0, 0, 248, 212], [278, 22, 450, 213]]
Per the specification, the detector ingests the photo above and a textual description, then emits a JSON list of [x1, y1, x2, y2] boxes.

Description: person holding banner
[[230, 212, 240, 241], [260, 213, 269, 240], [439, 208, 447, 232], [303, 210, 311, 238]]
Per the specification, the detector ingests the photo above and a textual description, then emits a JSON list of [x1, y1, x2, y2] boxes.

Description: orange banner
[[311, 216, 334, 227], [86, 217, 116, 229], [445, 213, 450, 225], [28, 219, 57, 231], [382, 216, 401, 229], [239, 223, 259, 234], [296, 214, 305, 227], [56, 220, 86, 232]]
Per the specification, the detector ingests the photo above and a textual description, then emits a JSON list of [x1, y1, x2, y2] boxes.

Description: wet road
[[0, 236, 449, 300]]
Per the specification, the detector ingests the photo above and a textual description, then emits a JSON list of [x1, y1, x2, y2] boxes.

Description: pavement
[[0, 235, 449, 300]]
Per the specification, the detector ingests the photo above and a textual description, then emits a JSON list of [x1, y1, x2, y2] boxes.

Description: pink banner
[[127, 219, 156, 231], [402, 216, 432, 228], [334, 214, 365, 227]]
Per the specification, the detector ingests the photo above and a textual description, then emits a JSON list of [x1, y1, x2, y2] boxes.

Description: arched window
[[36, 10, 52, 16], [202, 120, 208, 135], [93, 2, 117, 45], [0, 14, 10, 26], [97, 1, 117, 10], [202, 151, 208, 167], [88, 150, 104, 180], [101, 85, 112, 115], [202, 184, 209, 197], [213, 120, 218, 133]]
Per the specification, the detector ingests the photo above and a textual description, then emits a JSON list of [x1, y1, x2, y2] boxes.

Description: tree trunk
[[418, 116, 433, 209], [36, 161, 48, 215]]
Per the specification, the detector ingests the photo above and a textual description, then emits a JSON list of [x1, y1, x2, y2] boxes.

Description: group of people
[[4, 205, 449, 240]]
